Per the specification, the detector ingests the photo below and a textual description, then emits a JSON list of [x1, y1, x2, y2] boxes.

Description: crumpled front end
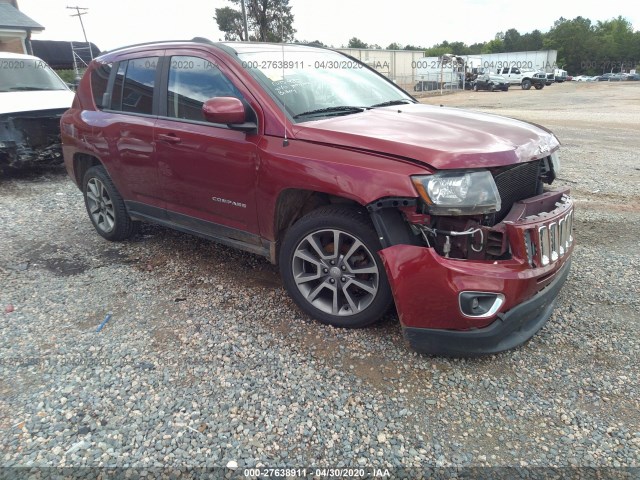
[[379, 187, 574, 356], [0, 109, 67, 172]]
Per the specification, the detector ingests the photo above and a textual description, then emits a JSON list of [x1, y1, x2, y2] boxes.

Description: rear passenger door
[[96, 52, 164, 210], [154, 51, 261, 238]]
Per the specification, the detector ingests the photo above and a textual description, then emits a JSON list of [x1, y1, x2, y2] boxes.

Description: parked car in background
[[0, 52, 75, 173], [472, 73, 509, 91], [596, 73, 626, 82], [572, 75, 590, 81], [626, 73, 640, 81], [61, 39, 574, 356]]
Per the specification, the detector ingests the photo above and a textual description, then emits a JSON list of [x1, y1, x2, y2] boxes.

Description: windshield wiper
[[293, 106, 368, 119], [9, 86, 49, 91], [370, 99, 413, 108]]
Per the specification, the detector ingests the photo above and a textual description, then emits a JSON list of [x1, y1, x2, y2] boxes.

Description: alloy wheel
[[86, 178, 115, 233], [291, 229, 380, 316]]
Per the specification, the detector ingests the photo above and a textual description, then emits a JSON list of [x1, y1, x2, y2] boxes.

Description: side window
[[513, 68, 520, 75], [167, 55, 242, 122], [91, 62, 112, 109], [501, 68, 508, 75], [121, 57, 158, 115]]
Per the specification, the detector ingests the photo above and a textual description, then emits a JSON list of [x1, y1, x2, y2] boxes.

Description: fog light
[[459, 292, 505, 318]]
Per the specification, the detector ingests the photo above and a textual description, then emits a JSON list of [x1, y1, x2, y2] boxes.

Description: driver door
[[154, 52, 261, 236]]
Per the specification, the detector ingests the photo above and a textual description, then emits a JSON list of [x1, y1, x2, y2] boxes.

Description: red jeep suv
[[61, 39, 574, 356]]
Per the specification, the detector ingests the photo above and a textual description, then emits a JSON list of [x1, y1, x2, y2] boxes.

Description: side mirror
[[202, 97, 246, 124]]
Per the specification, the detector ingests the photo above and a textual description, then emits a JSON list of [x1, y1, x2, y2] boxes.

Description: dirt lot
[[1, 81, 639, 473]]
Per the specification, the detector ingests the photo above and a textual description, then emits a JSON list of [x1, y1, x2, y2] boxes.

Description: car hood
[[0, 90, 75, 115], [292, 104, 559, 170]]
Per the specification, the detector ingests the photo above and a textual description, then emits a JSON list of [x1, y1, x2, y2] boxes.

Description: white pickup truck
[[494, 66, 546, 90]]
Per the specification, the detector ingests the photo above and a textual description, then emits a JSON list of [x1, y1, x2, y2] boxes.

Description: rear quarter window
[[91, 62, 112, 109]]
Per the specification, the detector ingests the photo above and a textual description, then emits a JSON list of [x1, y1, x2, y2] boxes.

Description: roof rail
[[102, 37, 215, 55]]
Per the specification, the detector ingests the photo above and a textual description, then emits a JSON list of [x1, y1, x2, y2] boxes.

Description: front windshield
[[0, 58, 69, 92], [236, 48, 413, 121]]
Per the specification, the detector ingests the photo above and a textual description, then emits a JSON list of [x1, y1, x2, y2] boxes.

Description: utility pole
[[240, 0, 249, 41], [67, 6, 93, 59], [67, 6, 93, 82]]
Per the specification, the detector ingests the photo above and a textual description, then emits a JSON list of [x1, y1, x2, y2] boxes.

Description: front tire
[[82, 165, 138, 241], [279, 206, 393, 328], [521, 79, 532, 90]]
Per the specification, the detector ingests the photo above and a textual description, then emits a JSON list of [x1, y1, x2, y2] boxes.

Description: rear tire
[[279, 206, 393, 328], [82, 165, 138, 241], [521, 79, 532, 90], [534, 84, 544, 90]]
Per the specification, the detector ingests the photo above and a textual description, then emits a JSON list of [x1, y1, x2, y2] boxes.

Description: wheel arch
[[73, 153, 103, 189], [272, 189, 421, 264], [272, 189, 362, 256]]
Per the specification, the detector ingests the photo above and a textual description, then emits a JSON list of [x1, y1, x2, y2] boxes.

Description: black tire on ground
[[534, 84, 544, 90], [521, 79, 532, 90], [279, 205, 394, 328], [82, 165, 138, 241]]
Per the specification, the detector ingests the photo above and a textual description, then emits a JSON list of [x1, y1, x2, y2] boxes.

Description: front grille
[[492, 160, 541, 221], [531, 208, 574, 267]]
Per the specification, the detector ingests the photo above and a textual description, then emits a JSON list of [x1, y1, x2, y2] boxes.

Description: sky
[[17, 0, 638, 52]]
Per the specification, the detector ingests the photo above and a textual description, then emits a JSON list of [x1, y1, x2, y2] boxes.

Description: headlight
[[550, 150, 560, 175], [412, 170, 501, 216]]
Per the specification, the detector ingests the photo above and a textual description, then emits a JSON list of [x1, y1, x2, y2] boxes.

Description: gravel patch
[[1, 82, 639, 474]]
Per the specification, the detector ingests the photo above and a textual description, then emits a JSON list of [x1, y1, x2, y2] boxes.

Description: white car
[[0, 52, 75, 172]]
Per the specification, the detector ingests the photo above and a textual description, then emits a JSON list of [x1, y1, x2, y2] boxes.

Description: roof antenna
[[280, 1, 289, 147]]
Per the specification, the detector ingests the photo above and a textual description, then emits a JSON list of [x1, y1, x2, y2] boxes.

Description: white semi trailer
[[412, 50, 559, 91], [475, 50, 558, 73]]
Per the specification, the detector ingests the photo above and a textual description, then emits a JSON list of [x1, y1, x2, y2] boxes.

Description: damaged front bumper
[[379, 189, 574, 356], [0, 109, 67, 172]]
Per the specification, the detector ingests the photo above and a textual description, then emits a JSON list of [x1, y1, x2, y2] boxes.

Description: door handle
[[157, 133, 181, 144]]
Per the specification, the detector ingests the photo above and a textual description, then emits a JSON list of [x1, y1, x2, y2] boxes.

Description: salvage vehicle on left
[[0, 52, 75, 173]]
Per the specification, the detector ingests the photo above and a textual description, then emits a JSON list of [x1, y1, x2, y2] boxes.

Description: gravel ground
[[1, 81, 639, 476]]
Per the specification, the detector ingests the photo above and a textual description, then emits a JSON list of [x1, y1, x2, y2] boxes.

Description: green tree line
[[343, 17, 639, 75], [398, 16, 639, 75]]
